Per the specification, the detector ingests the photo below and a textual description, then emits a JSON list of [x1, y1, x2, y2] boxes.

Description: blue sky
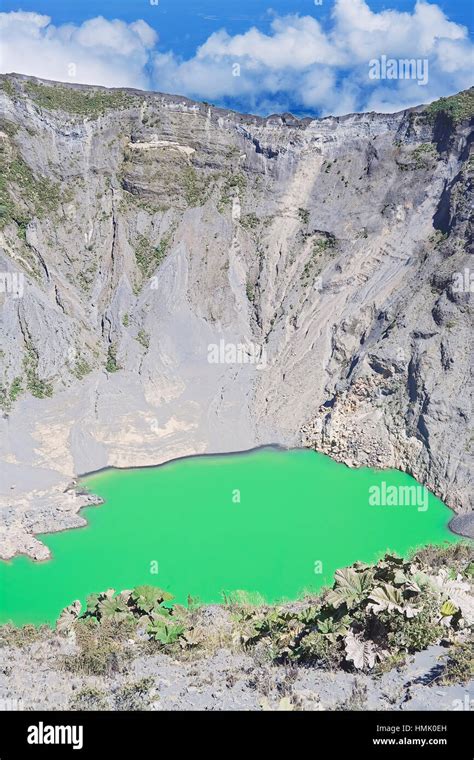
[[1, 1, 473, 116]]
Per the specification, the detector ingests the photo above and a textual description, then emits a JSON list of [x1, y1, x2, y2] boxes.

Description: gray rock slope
[[0, 75, 472, 559]]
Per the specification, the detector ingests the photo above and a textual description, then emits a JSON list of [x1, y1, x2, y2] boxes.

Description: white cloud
[[0, 2, 472, 117], [150, 0, 472, 115], [0, 12, 157, 90]]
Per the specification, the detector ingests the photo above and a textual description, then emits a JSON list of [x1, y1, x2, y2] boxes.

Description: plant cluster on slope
[[233, 549, 473, 673], [58, 586, 187, 648], [134, 234, 171, 278], [52, 546, 474, 681], [23, 81, 137, 118], [0, 130, 61, 234], [422, 89, 474, 125]]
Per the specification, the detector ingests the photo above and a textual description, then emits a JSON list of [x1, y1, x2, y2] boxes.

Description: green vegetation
[[439, 640, 474, 685], [399, 143, 438, 171], [122, 313, 130, 327], [0, 376, 23, 412], [0, 623, 50, 649], [183, 166, 209, 207], [62, 617, 133, 676], [59, 587, 184, 677], [300, 233, 337, 282], [298, 208, 310, 225], [231, 548, 473, 672], [313, 235, 336, 254], [0, 77, 17, 99], [136, 329, 150, 350], [0, 118, 18, 138], [58, 586, 187, 656], [246, 280, 255, 302], [218, 172, 247, 210], [240, 212, 259, 230], [0, 135, 61, 234], [76, 263, 97, 293], [45, 544, 472, 679], [69, 686, 109, 712], [135, 233, 171, 278], [429, 230, 449, 248], [24, 81, 136, 118], [9, 376, 23, 401], [23, 345, 53, 399], [72, 358, 93, 380], [422, 89, 474, 124], [105, 343, 120, 373]]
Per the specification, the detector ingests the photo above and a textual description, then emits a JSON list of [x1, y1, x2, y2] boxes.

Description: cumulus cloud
[[151, 0, 473, 115], [0, 2, 472, 116], [0, 11, 157, 89]]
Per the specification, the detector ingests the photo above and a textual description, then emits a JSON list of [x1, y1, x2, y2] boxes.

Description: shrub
[[439, 638, 474, 685], [57, 586, 188, 652], [113, 678, 156, 711], [105, 344, 120, 373], [0, 623, 50, 649], [422, 90, 474, 124], [233, 550, 473, 673], [62, 618, 133, 676], [298, 208, 310, 224], [136, 329, 150, 350], [69, 687, 108, 711]]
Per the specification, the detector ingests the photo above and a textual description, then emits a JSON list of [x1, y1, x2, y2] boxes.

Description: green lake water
[[0, 449, 459, 626]]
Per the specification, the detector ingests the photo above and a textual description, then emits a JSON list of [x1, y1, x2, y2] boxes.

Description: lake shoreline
[[79, 445, 473, 540], [2, 447, 471, 567]]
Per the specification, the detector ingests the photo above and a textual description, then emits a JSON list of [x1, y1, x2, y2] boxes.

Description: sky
[[0, 0, 473, 117]]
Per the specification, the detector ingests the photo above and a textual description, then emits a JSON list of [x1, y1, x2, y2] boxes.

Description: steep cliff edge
[[0, 75, 472, 558]]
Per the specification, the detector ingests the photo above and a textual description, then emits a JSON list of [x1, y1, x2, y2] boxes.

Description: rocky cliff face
[[0, 75, 472, 559]]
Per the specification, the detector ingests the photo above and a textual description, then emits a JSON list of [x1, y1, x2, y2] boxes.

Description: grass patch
[[439, 638, 474, 686], [62, 618, 134, 677], [0, 77, 17, 99], [135, 234, 171, 278], [0, 623, 50, 648], [183, 166, 209, 207], [69, 686, 109, 712], [24, 81, 136, 118], [422, 89, 474, 124], [72, 358, 93, 380], [399, 143, 438, 171], [240, 213, 259, 230], [23, 345, 53, 399], [113, 678, 157, 711], [219, 172, 247, 210], [0, 139, 61, 232], [0, 118, 18, 138]]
